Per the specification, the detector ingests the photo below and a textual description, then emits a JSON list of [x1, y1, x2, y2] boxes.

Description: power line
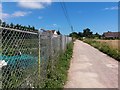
[[71, 26, 73, 32], [61, 2, 71, 26], [59, 0, 74, 32]]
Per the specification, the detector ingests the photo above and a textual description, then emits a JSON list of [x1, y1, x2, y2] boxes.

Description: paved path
[[64, 40, 118, 88]]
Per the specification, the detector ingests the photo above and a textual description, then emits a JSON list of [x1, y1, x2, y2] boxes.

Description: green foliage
[[83, 39, 120, 61], [0, 19, 2, 26], [6, 24, 9, 28], [83, 28, 93, 38], [43, 42, 73, 88], [0, 19, 38, 32], [10, 23, 14, 28], [2, 22, 6, 27], [78, 32, 83, 37], [69, 28, 101, 39], [69, 32, 79, 39]]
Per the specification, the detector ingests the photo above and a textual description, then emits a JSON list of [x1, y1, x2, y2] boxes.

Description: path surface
[[64, 40, 118, 88]]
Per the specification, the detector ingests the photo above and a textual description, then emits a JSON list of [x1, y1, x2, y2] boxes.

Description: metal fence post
[[0, 27, 2, 89], [38, 30, 41, 82]]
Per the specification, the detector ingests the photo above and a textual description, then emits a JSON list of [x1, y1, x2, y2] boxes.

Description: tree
[[0, 19, 2, 26], [10, 23, 14, 28], [15, 24, 22, 30], [69, 32, 79, 38], [94, 33, 101, 39], [78, 32, 83, 37], [19, 24, 22, 30], [15, 24, 19, 29], [28, 25, 31, 31], [83, 28, 93, 38], [23, 26, 27, 31], [2, 22, 6, 27], [20, 26, 24, 30], [32, 26, 35, 31], [6, 24, 9, 28]]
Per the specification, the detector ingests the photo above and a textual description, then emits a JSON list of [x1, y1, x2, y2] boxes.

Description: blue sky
[[1, 2, 118, 35]]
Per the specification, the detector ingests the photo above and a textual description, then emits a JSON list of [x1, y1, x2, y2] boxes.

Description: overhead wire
[[59, 0, 74, 32]]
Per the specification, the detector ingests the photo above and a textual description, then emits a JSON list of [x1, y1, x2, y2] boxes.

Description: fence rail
[[0, 27, 72, 88]]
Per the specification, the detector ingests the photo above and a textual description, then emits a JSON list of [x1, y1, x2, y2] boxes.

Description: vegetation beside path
[[83, 39, 120, 61], [43, 42, 73, 88]]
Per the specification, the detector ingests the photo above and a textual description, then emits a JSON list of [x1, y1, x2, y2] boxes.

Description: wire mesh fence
[[0, 27, 72, 88]]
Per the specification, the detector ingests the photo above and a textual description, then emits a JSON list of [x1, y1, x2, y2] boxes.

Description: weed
[[43, 42, 73, 88]]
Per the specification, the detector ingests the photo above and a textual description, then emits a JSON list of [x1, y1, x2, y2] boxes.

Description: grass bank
[[43, 42, 73, 88], [96, 40, 120, 51], [83, 39, 120, 61]]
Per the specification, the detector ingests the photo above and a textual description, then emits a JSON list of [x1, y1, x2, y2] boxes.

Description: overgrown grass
[[83, 39, 120, 61], [96, 40, 120, 51], [43, 42, 73, 88]]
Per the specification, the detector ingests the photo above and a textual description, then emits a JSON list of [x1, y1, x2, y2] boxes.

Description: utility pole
[[71, 26, 73, 33], [71, 26, 74, 41]]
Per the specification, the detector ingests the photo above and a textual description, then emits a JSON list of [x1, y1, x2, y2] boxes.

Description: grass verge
[[83, 39, 120, 61], [43, 42, 73, 88]]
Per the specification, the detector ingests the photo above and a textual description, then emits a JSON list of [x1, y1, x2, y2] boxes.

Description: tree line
[[0, 19, 38, 32], [69, 28, 101, 39]]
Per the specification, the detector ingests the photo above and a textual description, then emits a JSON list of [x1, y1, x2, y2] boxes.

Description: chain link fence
[[0, 27, 72, 88]]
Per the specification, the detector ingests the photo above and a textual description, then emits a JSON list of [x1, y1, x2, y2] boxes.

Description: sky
[[1, 1, 118, 35]]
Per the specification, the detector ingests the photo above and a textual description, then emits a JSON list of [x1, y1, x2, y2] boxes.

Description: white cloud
[[12, 11, 31, 17], [2, 11, 32, 20], [38, 16, 43, 19], [18, 0, 52, 9], [2, 13, 10, 19], [104, 6, 118, 10], [18, 2, 44, 9]]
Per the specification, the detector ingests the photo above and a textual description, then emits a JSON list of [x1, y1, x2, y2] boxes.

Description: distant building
[[103, 31, 120, 39], [46, 30, 58, 35], [40, 29, 60, 35]]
